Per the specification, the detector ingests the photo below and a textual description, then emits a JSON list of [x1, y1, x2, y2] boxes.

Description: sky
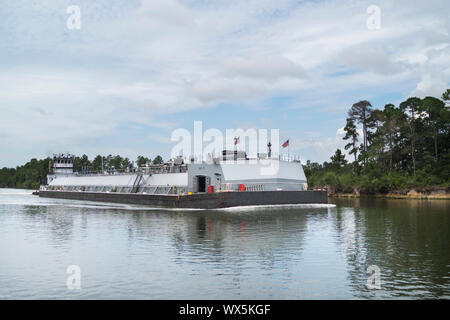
[[0, 0, 449, 167]]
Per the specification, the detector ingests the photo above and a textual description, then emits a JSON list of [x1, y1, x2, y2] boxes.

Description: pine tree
[[422, 96, 447, 160], [348, 100, 373, 166], [330, 149, 347, 172], [442, 88, 450, 104], [399, 97, 422, 177], [380, 104, 402, 172], [343, 118, 359, 164]]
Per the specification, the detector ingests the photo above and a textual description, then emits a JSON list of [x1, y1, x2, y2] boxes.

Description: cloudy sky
[[1, 0, 449, 167]]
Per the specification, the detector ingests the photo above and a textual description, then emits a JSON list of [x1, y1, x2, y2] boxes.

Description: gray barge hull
[[38, 190, 328, 209]]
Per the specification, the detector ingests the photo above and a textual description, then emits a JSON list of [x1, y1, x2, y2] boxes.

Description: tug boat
[[38, 151, 327, 209]]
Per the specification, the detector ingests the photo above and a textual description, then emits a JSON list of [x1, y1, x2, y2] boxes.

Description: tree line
[[0, 154, 164, 190], [71, 154, 163, 173], [304, 89, 450, 194]]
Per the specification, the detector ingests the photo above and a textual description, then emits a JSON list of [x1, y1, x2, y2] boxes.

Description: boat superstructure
[[43, 151, 307, 194]]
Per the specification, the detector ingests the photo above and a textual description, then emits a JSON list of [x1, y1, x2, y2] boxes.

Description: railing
[[73, 164, 188, 177], [61, 157, 301, 178], [187, 153, 303, 162], [218, 181, 306, 192], [41, 184, 188, 195]]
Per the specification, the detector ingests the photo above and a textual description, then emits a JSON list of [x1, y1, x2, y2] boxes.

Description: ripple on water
[[0, 189, 449, 299]]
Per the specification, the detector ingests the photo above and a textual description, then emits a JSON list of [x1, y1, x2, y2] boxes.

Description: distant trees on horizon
[[0, 154, 165, 190], [72, 154, 165, 173]]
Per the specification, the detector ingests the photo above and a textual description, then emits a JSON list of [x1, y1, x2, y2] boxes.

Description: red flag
[[282, 139, 289, 148], [234, 137, 240, 145]]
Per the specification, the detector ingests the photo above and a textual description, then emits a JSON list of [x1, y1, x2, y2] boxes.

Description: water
[[0, 188, 449, 299]]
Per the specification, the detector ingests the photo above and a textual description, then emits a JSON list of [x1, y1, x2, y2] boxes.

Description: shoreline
[[329, 188, 450, 200]]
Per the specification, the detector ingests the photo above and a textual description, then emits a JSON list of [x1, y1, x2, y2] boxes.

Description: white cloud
[[0, 0, 449, 166], [221, 56, 306, 80], [338, 45, 407, 75], [337, 127, 346, 136], [413, 72, 449, 98]]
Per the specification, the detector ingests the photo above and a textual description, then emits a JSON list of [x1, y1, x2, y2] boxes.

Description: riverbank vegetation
[[304, 89, 450, 195]]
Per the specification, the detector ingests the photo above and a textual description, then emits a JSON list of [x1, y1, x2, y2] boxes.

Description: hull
[[38, 190, 328, 209]]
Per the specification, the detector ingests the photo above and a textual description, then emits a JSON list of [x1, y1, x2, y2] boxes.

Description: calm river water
[[0, 188, 448, 299]]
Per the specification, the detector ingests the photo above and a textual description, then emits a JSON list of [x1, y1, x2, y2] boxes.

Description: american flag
[[282, 139, 289, 148]]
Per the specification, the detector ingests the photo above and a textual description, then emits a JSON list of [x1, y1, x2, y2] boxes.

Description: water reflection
[[330, 198, 450, 299], [1, 189, 449, 299], [125, 206, 312, 268]]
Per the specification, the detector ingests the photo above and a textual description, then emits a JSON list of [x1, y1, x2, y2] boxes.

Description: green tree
[[437, 151, 450, 182], [343, 118, 359, 164], [367, 109, 385, 166], [104, 154, 113, 169], [422, 96, 447, 160], [399, 97, 422, 177], [91, 155, 104, 172], [121, 157, 130, 170], [380, 104, 403, 172], [152, 155, 163, 164], [0, 157, 51, 189], [330, 149, 347, 172], [109, 155, 124, 170], [73, 154, 90, 173], [348, 100, 373, 165], [442, 88, 450, 103], [137, 155, 150, 167]]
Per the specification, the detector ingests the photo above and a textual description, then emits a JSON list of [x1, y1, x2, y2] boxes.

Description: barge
[[38, 152, 327, 209]]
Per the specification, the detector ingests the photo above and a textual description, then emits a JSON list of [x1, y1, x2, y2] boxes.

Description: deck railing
[[40, 184, 189, 195], [73, 164, 188, 177]]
